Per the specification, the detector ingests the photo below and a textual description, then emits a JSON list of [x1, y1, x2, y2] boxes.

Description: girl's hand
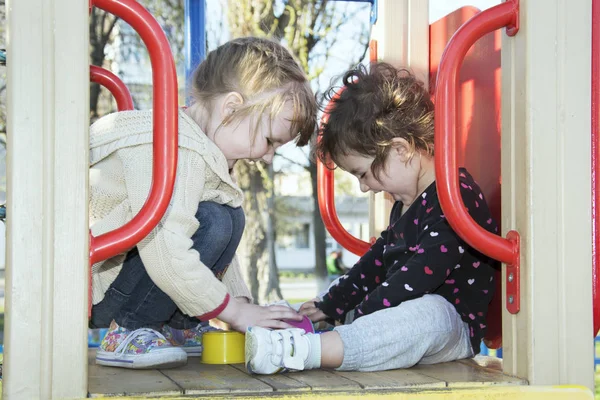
[[209, 297, 251, 330], [216, 298, 303, 333], [299, 298, 328, 322]]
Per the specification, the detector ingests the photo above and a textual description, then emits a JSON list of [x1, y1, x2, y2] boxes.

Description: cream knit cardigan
[[89, 109, 252, 318]]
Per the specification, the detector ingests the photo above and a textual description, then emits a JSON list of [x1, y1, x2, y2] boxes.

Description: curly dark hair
[[315, 62, 434, 179]]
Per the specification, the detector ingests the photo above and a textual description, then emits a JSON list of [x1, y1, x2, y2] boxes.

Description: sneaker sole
[[183, 346, 203, 357], [96, 347, 187, 369], [245, 328, 258, 373], [245, 327, 284, 375]]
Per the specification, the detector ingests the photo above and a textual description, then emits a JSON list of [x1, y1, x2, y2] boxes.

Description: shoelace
[[113, 328, 166, 357], [269, 328, 306, 371]]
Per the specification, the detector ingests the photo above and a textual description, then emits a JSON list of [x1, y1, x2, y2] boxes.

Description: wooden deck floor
[[87, 349, 527, 398]]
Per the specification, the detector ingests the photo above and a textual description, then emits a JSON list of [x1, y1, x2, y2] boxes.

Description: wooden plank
[[458, 355, 504, 372], [333, 369, 446, 390], [231, 363, 311, 392], [283, 369, 362, 392], [88, 363, 182, 397], [411, 361, 527, 387], [160, 362, 274, 395]]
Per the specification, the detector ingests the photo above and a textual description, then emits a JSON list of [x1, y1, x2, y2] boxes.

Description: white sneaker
[[245, 327, 309, 374], [96, 321, 187, 369]]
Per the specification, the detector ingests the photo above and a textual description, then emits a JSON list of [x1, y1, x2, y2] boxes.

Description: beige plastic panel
[[4, 0, 89, 398], [501, 0, 593, 391]]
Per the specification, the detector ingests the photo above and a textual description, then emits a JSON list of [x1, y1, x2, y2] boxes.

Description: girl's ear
[[390, 137, 412, 162], [221, 92, 244, 119]]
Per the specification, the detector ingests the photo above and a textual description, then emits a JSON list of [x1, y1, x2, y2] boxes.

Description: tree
[[89, 0, 185, 119], [89, 7, 120, 120], [227, 0, 370, 301]]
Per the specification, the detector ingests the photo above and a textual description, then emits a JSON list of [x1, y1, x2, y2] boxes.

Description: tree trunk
[[235, 161, 267, 303], [89, 9, 119, 120], [261, 164, 283, 303], [309, 161, 328, 293]]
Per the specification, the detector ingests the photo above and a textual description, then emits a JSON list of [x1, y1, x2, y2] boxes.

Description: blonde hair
[[316, 63, 434, 179], [191, 37, 317, 146]]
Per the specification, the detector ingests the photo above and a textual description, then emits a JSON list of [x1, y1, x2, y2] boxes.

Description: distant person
[[89, 37, 316, 369], [326, 250, 346, 283], [245, 63, 499, 375]]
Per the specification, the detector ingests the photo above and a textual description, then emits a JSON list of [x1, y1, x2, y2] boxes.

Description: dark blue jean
[[90, 202, 245, 330]]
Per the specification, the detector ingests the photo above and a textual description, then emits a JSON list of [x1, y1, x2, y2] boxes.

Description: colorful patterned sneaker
[[96, 321, 187, 369], [245, 327, 314, 374], [162, 322, 218, 357]]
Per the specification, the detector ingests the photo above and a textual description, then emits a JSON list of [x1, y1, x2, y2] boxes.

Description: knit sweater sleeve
[[119, 145, 230, 318]]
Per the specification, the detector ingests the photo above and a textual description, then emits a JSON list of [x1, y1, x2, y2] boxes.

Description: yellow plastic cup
[[201, 331, 245, 364]]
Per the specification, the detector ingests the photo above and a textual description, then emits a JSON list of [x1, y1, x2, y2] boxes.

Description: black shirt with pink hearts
[[316, 168, 499, 354]]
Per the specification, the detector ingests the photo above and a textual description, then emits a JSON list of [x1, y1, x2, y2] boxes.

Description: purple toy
[[285, 315, 315, 333]]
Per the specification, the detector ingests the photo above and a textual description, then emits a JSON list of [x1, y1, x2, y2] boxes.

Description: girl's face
[[336, 142, 429, 208], [214, 101, 296, 169]]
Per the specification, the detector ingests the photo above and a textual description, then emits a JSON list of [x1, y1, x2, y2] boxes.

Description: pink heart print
[[440, 245, 448, 253], [336, 308, 344, 315], [413, 219, 419, 225], [383, 298, 391, 307], [401, 266, 408, 271], [472, 261, 480, 268], [375, 259, 382, 266], [424, 266, 433, 275]]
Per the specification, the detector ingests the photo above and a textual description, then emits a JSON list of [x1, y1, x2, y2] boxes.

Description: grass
[[279, 271, 315, 280]]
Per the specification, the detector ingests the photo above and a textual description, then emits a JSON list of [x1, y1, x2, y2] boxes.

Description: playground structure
[[3, 0, 598, 398]]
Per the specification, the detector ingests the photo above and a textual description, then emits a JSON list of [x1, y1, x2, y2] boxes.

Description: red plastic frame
[[592, 0, 600, 335], [90, 65, 134, 111], [434, 0, 521, 313], [89, 0, 178, 265]]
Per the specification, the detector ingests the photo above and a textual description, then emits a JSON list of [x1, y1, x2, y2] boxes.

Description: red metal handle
[[317, 89, 371, 257], [90, 65, 134, 111], [434, 1, 520, 312], [89, 0, 178, 265], [592, 0, 600, 335]]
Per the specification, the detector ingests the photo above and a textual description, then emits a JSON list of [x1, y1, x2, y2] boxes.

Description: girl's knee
[[194, 202, 233, 242]]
